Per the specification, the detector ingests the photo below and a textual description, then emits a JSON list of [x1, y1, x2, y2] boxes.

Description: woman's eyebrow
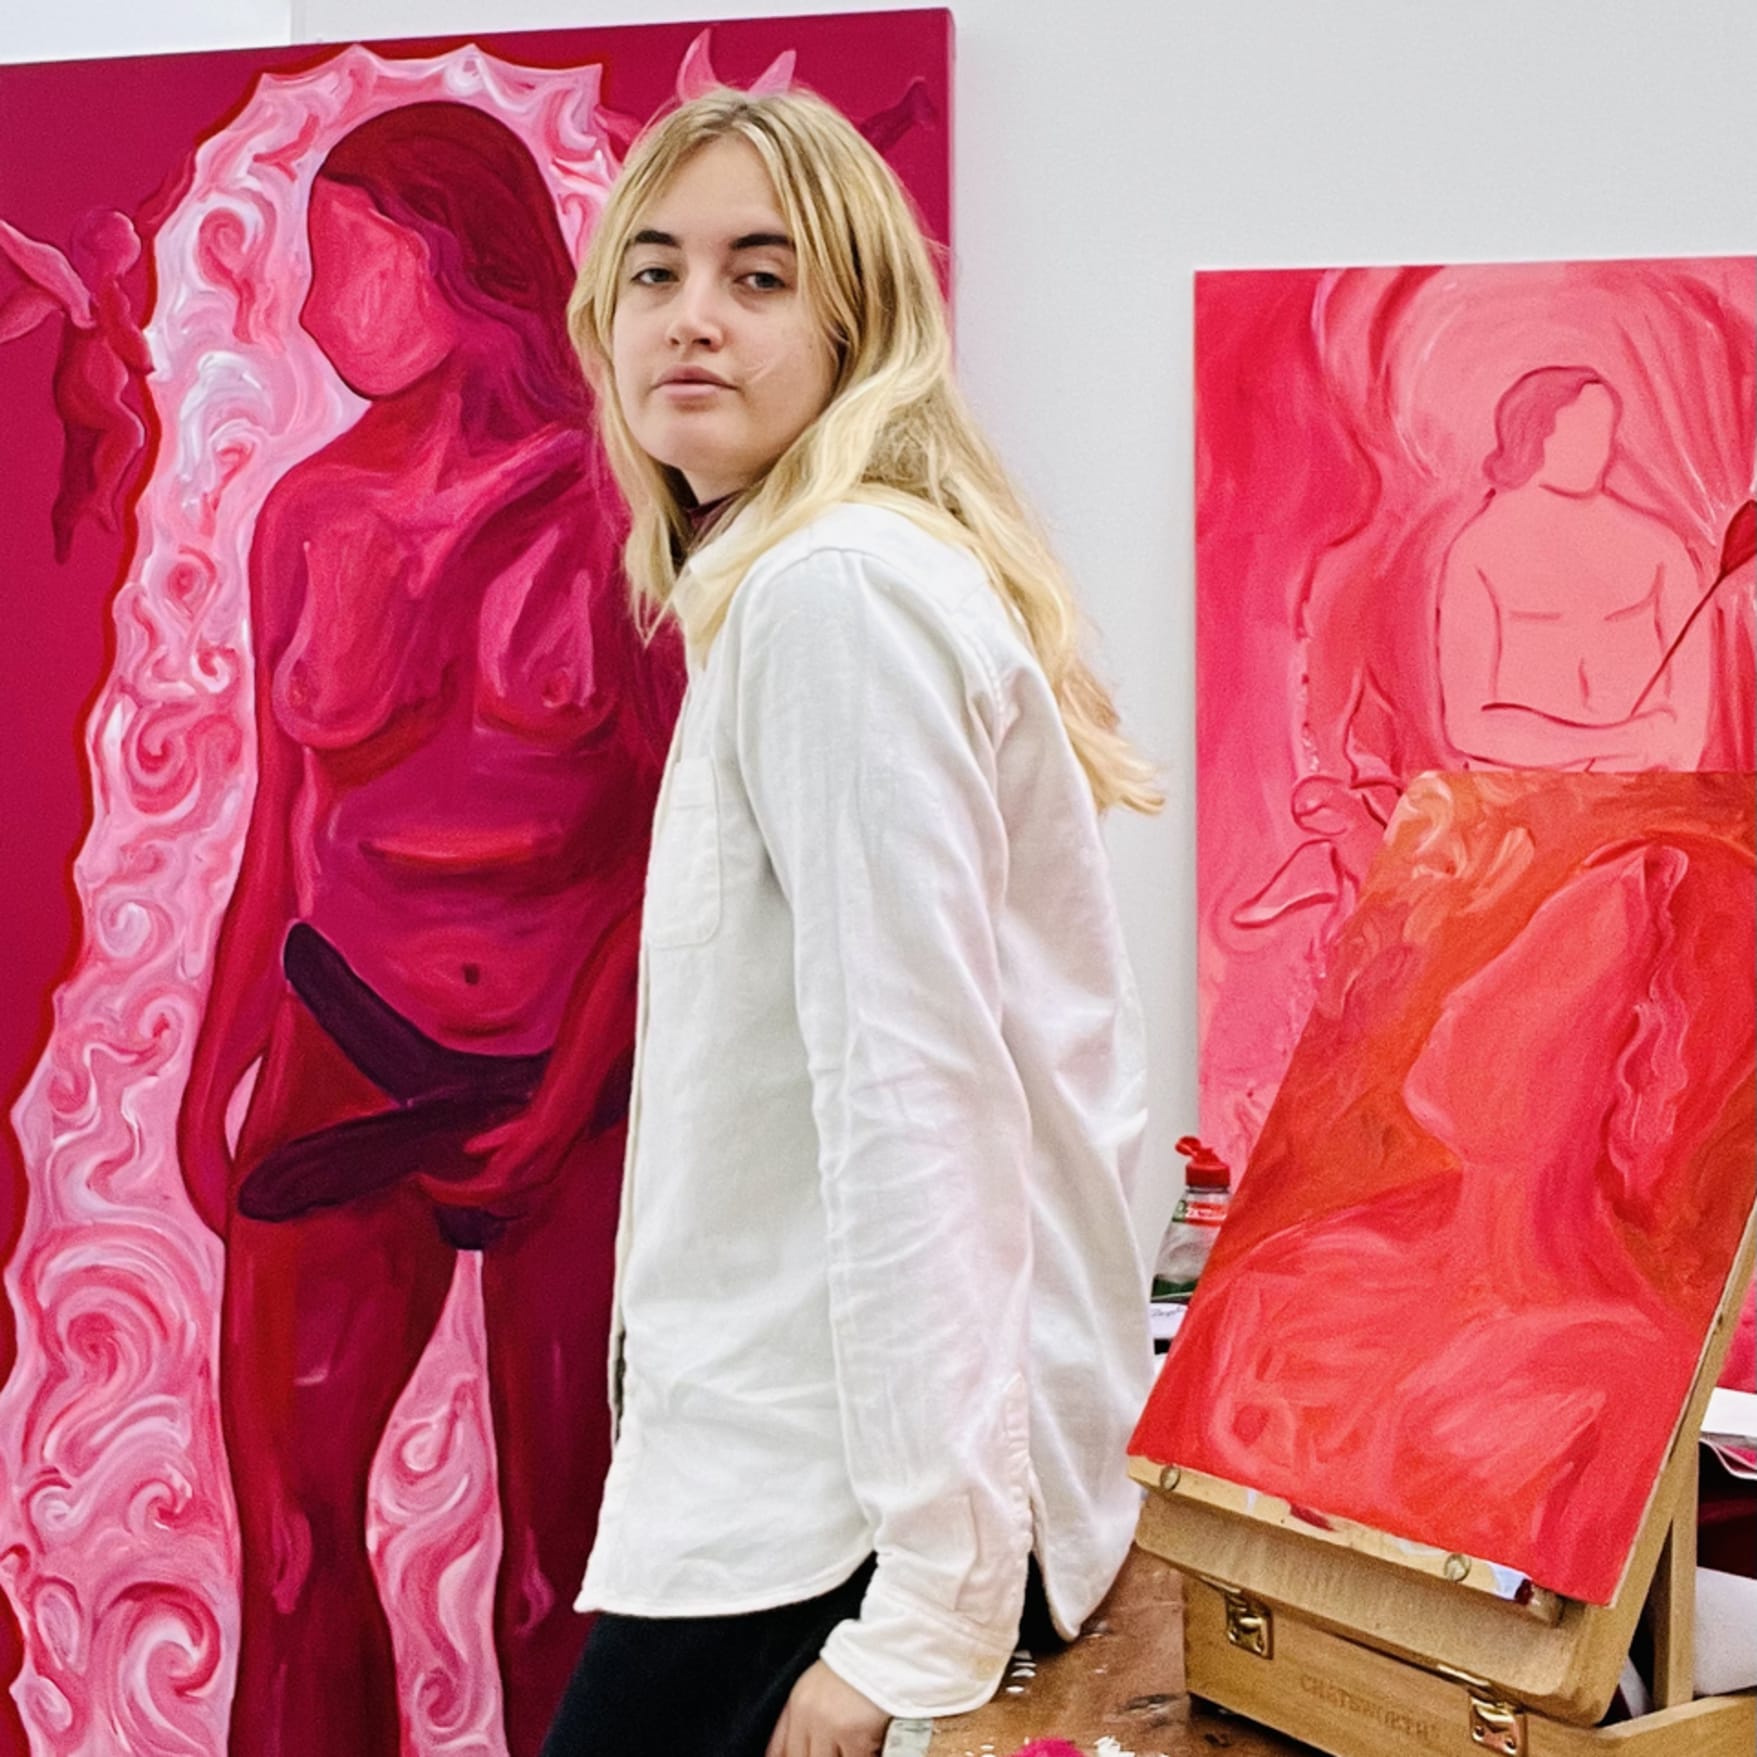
[[626, 227, 794, 252]]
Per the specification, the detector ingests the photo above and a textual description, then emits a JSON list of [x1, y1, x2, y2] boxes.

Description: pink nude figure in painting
[[0, 209, 151, 561], [1437, 368, 1712, 771], [173, 103, 679, 1755]]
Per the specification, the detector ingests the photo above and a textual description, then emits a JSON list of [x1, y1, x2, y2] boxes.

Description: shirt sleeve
[[732, 543, 1037, 1719]]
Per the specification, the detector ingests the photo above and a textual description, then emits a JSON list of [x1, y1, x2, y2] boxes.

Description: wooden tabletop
[[924, 1549, 1313, 1757]]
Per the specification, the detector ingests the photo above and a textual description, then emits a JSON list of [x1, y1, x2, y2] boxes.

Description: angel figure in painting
[[174, 100, 680, 1756], [1436, 367, 1712, 771], [0, 210, 151, 561]]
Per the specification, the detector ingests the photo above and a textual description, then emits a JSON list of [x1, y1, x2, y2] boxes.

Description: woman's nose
[[666, 275, 725, 348]]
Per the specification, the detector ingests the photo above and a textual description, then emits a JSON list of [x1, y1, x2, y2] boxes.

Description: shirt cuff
[[818, 1564, 1026, 1720]]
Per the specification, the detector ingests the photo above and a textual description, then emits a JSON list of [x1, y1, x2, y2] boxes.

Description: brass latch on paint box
[[1220, 1586, 1273, 1659], [1466, 1690, 1526, 1756]]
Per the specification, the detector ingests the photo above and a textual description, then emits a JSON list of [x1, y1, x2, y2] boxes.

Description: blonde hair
[[568, 88, 1161, 814]]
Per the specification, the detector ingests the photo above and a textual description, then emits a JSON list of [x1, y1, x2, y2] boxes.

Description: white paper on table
[[1701, 1387, 1757, 1480], [881, 1720, 932, 1756], [1695, 1569, 1757, 1695]]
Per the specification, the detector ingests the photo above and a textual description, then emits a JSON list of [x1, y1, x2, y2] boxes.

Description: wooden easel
[[1130, 1216, 1757, 1757]]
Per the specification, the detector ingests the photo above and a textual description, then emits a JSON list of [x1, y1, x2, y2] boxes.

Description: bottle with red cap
[[1151, 1134, 1233, 1302]]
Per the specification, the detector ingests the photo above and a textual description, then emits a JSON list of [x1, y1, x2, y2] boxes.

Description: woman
[[176, 102, 681, 1756], [544, 89, 1158, 1757], [1436, 366, 1711, 771]]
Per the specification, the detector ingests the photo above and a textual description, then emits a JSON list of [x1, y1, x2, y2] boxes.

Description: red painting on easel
[[0, 17, 950, 1755], [1136, 771, 1755, 1606], [1193, 259, 1756, 1179]]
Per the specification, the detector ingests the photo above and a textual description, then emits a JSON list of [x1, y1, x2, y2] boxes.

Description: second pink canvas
[[1195, 257, 1756, 1174]]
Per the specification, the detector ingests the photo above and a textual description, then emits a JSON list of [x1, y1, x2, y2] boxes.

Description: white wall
[[7, 1, 1755, 1244]]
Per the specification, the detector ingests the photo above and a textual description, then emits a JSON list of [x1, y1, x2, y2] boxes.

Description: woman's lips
[[657, 378, 730, 400], [657, 365, 732, 388]]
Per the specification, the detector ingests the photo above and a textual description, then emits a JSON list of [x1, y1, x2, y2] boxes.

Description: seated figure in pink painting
[[1437, 368, 1711, 770], [175, 102, 679, 1756]]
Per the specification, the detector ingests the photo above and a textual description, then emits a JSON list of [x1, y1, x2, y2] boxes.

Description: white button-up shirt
[[577, 502, 1153, 1719]]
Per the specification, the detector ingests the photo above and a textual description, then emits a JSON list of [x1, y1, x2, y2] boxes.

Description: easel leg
[[1648, 1463, 1698, 1709]]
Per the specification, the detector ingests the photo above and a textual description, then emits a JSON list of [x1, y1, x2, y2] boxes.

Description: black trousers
[[541, 1557, 1063, 1757]]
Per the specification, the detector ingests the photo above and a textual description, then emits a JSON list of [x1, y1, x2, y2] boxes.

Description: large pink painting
[[0, 17, 950, 1755], [1195, 258, 1755, 1178], [1135, 770, 1755, 1606]]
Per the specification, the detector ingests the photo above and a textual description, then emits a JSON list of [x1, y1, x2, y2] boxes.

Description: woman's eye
[[629, 264, 674, 287], [741, 270, 787, 292]]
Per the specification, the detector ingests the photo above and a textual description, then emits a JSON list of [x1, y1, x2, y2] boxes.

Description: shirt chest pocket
[[644, 757, 722, 948]]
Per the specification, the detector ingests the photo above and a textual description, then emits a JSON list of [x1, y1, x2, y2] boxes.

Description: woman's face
[[610, 136, 837, 503], [1540, 382, 1618, 494], [301, 179, 459, 399]]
